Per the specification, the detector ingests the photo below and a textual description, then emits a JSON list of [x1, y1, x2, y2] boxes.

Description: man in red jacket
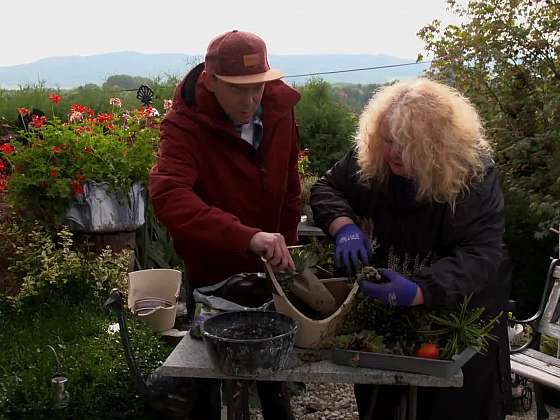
[[149, 30, 301, 420]]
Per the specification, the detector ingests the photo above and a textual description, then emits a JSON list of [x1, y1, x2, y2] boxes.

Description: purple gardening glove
[[359, 269, 418, 306], [334, 223, 370, 272]]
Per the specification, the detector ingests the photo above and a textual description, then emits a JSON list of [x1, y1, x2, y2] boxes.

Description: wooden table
[[159, 335, 463, 420]]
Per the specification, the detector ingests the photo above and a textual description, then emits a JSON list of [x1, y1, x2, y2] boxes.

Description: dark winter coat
[[310, 150, 512, 420], [150, 64, 301, 287]]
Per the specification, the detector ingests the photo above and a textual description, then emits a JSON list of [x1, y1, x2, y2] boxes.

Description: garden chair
[[509, 251, 560, 420]]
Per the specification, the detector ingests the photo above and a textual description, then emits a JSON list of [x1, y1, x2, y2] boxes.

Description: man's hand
[[249, 232, 295, 272], [359, 269, 423, 306], [334, 223, 370, 272]]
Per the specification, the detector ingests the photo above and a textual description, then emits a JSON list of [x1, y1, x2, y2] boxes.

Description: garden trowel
[[290, 267, 338, 317], [263, 259, 338, 317]]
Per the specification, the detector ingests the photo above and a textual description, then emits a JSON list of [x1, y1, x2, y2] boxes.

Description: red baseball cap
[[205, 30, 283, 84]]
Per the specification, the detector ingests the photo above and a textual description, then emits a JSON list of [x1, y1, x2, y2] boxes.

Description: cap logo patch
[[243, 53, 260, 67]]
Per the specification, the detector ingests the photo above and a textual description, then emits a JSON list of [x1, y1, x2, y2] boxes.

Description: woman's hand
[[359, 269, 424, 306], [333, 222, 370, 272]]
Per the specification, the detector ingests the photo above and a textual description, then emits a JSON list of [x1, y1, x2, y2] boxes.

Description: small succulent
[[356, 266, 383, 283]]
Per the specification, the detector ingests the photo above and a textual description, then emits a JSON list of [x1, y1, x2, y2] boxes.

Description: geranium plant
[[1, 95, 162, 223]]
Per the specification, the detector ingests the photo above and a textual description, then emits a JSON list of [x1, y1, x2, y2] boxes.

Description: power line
[[283, 60, 431, 78], [105, 60, 433, 94]]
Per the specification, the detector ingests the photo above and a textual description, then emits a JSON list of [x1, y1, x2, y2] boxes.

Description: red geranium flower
[[0, 160, 5, 171], [48, 93, 61, 105], [97, 113, 113, 123], [17, 107, 30, 116], [49, 167, 58, 177], [70, 173, 85, 196], [52, 146, 62, 154], [0, 143, 14, 155], [32, 115, 48, 128], [70, 103, 86, 113]]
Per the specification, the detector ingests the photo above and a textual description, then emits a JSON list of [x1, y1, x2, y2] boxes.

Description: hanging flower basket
[[0, 96, 161, 229], [63, 181, 145, 233]]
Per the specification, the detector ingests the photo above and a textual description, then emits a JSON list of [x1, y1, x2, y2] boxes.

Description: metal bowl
[[201, 310, 297, 377]]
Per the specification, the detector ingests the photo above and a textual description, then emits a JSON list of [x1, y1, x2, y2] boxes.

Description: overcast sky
[[1, 0, 461, 67]]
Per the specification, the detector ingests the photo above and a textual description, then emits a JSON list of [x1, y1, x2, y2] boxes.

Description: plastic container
[[201, 310, 296, 377], [331, 347, 477, 378], [128, 269, 182, 332], [267, 263, 359, 349]]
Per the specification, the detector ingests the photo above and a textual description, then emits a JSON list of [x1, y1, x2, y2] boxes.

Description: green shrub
[[0, 300, 171, 419], [295, 78, 358, 175], [0, 222, 130, 305]]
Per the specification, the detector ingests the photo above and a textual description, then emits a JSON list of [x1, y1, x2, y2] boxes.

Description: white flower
[[69, 111, 83, 123], [107, 323, 120, 335], [109, 97, 122, 108], [163, 99, 173, 112], [147, 107, 160, 117]]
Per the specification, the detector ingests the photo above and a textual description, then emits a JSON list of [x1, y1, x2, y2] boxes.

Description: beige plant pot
[[128, 269, 182, 332], [267, 267, 359, 349]]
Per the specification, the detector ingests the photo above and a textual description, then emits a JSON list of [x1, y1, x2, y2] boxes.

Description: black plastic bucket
[[201, 310, 297, 377]]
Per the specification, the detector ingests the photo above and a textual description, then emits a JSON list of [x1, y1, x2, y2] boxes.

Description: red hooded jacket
[[149, 65, 302, 287]]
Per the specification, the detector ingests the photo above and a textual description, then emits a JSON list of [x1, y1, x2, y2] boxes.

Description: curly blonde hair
[[356, 78, 493, 206]]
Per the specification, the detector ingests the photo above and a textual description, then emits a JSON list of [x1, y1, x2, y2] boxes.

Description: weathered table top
[[159, 335, 463, 388]]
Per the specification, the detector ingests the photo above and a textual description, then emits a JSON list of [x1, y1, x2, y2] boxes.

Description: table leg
[[364, 385, 379, 420], [223, 379, 251, 420], [407, 386, 417, 420]]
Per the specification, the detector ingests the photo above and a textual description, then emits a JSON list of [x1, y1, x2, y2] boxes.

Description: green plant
[[308, 237, 335, 276], [134, 202, 183, 270], [336, 293, 500, 359], [327, 331, 384, 353], [1, 96, 160, 223], [3, 223, 130, 305], [290, 246, 319, 274], [299, 174, 318, 206], [338, 294, 431, 355], [421, 295, 501, 359], [294, 78, 358, 175], [0, 300, 171, 419]]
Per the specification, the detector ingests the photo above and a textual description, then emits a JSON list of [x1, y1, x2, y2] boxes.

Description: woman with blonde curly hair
[[310, 78, 512, 419]]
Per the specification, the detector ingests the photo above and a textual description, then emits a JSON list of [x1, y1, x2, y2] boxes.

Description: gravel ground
[[247, 382, 560, 419]]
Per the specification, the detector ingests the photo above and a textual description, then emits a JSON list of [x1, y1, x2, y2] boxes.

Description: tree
[[295, 78, 358, 175], [418, 0, 560, 314], [418, 0, 560, 237], [331, 83, 383, 114], [102, 74, 153, 90]]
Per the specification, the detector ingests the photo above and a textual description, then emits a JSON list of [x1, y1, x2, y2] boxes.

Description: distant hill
[[0, 52, 429, 88]]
